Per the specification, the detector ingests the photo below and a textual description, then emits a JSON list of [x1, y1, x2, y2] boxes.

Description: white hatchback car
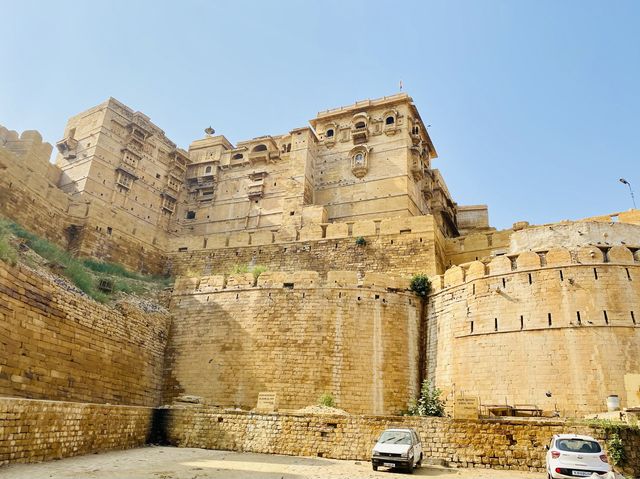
[[545, 434, 611, 478], [371, 428, 423, 473]]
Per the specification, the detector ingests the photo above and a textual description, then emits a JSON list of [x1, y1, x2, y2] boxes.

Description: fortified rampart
[[0, 262, 171, 406], [165, 271, 421, 415], [0, 128, 77, 250], [166, 215, 446, 277], [1, 95, 640, 472], [445, 210, 640, 267], [427, 245, 640, 415]]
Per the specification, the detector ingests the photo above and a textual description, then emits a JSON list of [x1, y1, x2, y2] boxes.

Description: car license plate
[[383, 462, 395, 468], [572, 472, 591, 477]]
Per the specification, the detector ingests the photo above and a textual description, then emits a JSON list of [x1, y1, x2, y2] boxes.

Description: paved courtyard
[[0, 447, 543, 479]]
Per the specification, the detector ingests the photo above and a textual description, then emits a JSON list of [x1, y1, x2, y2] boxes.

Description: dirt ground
[[0, 446, 543, 479]]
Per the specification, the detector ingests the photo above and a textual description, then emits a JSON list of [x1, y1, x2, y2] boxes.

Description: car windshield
[[556, 439, 602, 453], [378, 431, 412, 445]]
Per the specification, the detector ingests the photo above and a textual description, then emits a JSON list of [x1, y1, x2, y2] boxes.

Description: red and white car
[[546, 434, 611, 478]]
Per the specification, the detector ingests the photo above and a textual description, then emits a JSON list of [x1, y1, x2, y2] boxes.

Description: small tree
[[408, 379, 445, 417], [410, 274, 431, 298], [355, 236, 366, 246]]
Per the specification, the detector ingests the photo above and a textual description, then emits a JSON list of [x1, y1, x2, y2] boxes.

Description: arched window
[[253, 144, 267, 152], [326, 128, 334, 137], [204, 166, 212, 174], [385, 116, 395, 125], [355, 121, 366, 129]]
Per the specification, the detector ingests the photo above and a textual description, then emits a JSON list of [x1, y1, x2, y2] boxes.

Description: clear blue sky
[[1, 0, 638, 230]]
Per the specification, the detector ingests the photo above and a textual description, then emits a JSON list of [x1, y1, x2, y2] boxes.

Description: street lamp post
[[619, 178, 637, 209]]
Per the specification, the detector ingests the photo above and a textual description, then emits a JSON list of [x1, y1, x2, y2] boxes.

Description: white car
[[371, 428, 423, 473], [546, 434, 611, 478]]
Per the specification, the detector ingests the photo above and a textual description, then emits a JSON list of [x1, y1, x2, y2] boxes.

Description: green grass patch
[[83, 259, 143, 279], [0, 220, 18, 266], [230, 264, 249, 274], [0, 216, 171, 303]]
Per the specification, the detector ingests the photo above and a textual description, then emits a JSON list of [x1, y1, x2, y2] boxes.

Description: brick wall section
[[164, 407, 640, 476], [426, 260, 640, 416], [0, 262, 171, 406], [0, 398, 152, 465], [164, 284, 421, 415], [166, 232, 442, 277]]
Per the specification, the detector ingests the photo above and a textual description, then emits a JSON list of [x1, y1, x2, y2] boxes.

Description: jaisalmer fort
[[0, 93, 639, 475]]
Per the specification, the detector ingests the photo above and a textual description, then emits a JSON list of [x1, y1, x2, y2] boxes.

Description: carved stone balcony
[[161, 187, 179, 201], [410, 158, 425, 181], [351, 125, 369, 144], [161, 197, 176, 213], [247, 178, 265, 199], [115, 163, 139, 180]]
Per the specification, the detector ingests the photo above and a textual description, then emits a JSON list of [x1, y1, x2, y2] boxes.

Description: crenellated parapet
[[169, 214, 437, 251], [172, 270, 413, 296], [432, 244, 640, 293]]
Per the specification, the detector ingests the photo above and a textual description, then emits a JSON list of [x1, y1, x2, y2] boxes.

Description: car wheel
[[416, 453, 423, 467], [372, 464, 378, 471], [405, 465, 414, 474]]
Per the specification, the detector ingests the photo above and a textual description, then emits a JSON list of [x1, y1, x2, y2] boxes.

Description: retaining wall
[[0, 398, 152, 465], [0, 262, 171, 406], [164, 407, 640, 476]]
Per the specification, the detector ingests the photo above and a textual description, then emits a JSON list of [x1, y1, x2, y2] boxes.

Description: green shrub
[[410, 273, 431, 297], [355, 236, 366, 246], [252, 265, 267, 280], [318, 393, 336, 408], [407, 379, 445, 417], [607, 432, 626, 466]]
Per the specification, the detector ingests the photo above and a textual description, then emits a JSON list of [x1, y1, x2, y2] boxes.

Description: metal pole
[[619, 178, 637, 209]]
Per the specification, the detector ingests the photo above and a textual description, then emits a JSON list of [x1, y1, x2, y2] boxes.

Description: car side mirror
[[544, 445, 549, 451]]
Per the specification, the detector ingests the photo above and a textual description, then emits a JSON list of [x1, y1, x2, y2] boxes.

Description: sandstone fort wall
[[166, 215, 446, 277], [0, 398, 152, 466], [0, 262, 171, 406], [165, 273, 422, 415], [445, 213, 640, 267], [0, 129, 77, 250], [164, 407, 640, 476], [427, 246, 640, 416]]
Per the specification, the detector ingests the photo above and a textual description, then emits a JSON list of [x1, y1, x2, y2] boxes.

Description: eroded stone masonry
[[1, 94, 639, 472]]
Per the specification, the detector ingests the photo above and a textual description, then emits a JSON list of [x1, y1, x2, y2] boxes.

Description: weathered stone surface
[[163, 407, 640, 476], [0, 262, 170, 406], [164, 286, 421, 415], [0, 398, 152, 466]]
